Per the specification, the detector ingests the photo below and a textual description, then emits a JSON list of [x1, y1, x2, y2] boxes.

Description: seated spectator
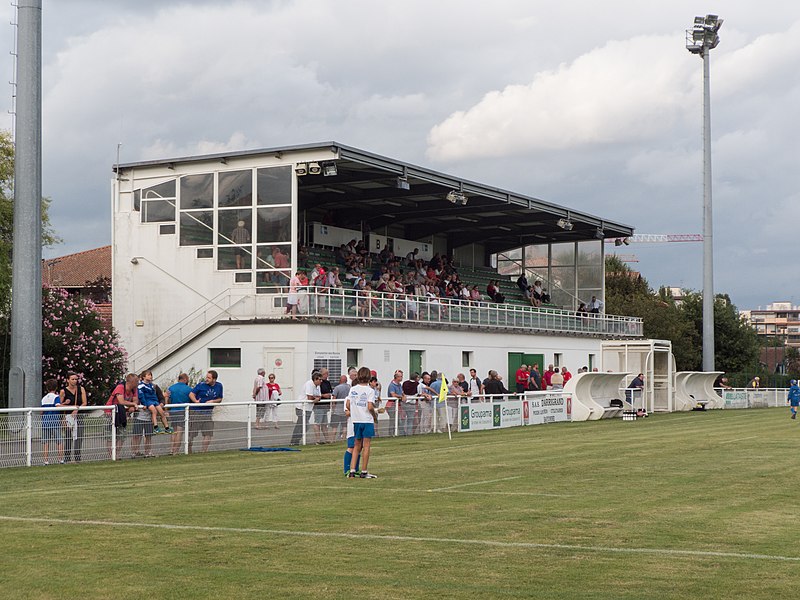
[[517, 274, 531, 296], [470, 285, 482, 303], [298, 245, 310, 268], [530, 280, 544, 307], [335, 244, 349, 266], [541, 288, 551, 304], [326, 266, 342, 291], [577, 302, 588, 314], [588, 295, 604, 314]]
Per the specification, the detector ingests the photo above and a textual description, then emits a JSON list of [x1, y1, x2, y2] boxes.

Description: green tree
[[605, 256, 701, 369], [0, 129, 60, 312], [679, 291, 761, 372], [42, 286, 127, 404]]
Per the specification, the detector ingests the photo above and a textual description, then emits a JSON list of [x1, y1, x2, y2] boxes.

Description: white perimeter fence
[[0, 392, 571, 469], [1, 388, 789, 469]]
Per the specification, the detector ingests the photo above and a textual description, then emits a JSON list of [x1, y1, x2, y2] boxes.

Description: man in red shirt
[[515, 365, 530, 393], [543, 364, 555, 390]]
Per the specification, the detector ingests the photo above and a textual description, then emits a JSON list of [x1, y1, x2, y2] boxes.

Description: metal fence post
[[302, 404, 307, 445], [184, 406, 190, 455], [247, 402, 253, 449], [111, 414, 116, 461], [26, 410, 32, 467]]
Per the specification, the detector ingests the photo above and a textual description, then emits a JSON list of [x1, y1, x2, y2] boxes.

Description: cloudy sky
[[2, 1, 798, 310]]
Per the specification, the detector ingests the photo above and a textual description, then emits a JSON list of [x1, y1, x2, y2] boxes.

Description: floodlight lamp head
[[594, 229, 605, 240], [556, 218, 573, 231], [614, 238, 623, 247], [308, 162, 322, 175], [322, 161, 338, 177], [295, 163, 308, 176], [396, 176, 410, 191], [623, 237, 630, 246]]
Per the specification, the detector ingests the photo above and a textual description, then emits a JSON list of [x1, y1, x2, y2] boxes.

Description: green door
[[508, 352, 544, 388], [409, 350, 424, 376]]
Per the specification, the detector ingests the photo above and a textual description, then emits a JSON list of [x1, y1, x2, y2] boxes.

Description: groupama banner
[[459, 394, 570, 432]]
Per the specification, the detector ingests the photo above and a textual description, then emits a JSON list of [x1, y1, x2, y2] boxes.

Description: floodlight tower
[[686, 14, 723, 372]]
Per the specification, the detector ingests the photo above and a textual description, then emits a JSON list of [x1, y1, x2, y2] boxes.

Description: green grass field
[[2, 408, 799, 599]]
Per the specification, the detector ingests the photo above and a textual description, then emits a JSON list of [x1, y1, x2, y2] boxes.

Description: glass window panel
[[578, 288, 603, 305], [180, 211, 213, 246], [255, 244, 291, 271], [218, 246, 252, 270], [159, 224, 175, 235], [235, 272, 252, 283], [524, 244, 549, 268], [257, 271, 291, 288], [219, 170, 253, 207], [551, 242, 575, 266], [133, 189, 141, 212], [578, 265, 603, 289], [550, 266, 576, 295], [180, 173, 213, 209], [142, 180, 176, 199], [209, 348, 241, 368], [577, 240, 602, 266], [218, 209, 253, 245], [142, 199, 175, 223], [257, 166, 292, 205], [256, 207, 292, 243], [196, 248, 213, 258], [497, 259, 522, 277]]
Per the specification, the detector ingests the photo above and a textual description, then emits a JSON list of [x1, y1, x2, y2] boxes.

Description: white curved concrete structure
[[674, 371, 724, 410], [564, 372, 630, 421]]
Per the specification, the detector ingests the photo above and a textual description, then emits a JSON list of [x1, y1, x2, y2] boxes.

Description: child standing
[[41, 378, 64, 465], [788, 379, 800, 419], [346, 367, 378, 479]]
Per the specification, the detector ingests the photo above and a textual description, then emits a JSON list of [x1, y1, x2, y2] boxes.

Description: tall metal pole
[[9, 0, 42, 408], [701, 46, 715, 372]]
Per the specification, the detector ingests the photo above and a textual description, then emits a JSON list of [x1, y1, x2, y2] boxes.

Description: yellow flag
[[438, 375, 448, 403]]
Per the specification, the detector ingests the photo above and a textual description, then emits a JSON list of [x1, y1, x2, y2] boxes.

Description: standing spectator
[[561, 366, 572, 385], [330, 375, 350, 441], [588, 295, 604, 314], [543, 364, 555, 390], [468, 368, 484, 402], [346, 367, 379, 479], [550, 369, 565, 391], [401, 372, 420, 436], [749, 376, 761, 389], [286, 270, 304, 319], [429, 371, 447, 433], [626, 373, 644, 407], [529, 364, 542, 391], [252, 368, 269, 430], [230, 220, 250, 269], [167, 373, 192, 455], [417, 372, 435, 433], [483, 370, 509, 398], [59, 371, 87, 463], [314, 368, 333, 444], [386, 370, 404, 437], [264, 374, 281, 429], [41, 378, 64, 465], [291, 372, 321, 445], [130, 399, 155, 459], [189, 370, 224, 453], [108, 373, 139, 459], [515, 364, 530, 393]]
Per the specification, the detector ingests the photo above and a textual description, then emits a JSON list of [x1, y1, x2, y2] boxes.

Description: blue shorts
[[142, 399, 161, 408], [353, 422, 374, 440], [791, 400, 800, 407], [347, 435, 355, 449]]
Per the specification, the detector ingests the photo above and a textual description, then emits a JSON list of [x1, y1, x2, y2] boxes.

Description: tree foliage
[[0, 129, 60, 312], [605, 256, 759, 372], [42, 286, 127, 404]]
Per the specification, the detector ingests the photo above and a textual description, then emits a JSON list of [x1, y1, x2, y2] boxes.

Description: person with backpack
[[106, 373, 139, 458]]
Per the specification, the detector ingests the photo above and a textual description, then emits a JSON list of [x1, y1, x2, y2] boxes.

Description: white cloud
[[427, 34, 696, 161]]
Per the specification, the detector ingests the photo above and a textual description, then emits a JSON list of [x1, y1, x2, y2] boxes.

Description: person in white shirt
[[346, 367, 379, 478], [588, 295, 604, 314], [290, 372, 321, 445]]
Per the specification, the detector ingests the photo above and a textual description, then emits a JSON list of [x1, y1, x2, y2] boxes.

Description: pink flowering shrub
[[42, 286, 127, 404]]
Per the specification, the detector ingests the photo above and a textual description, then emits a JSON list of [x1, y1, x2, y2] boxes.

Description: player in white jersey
[[345, 366, 378, 479]]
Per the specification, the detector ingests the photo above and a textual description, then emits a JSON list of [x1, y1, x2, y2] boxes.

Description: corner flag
[[439, 375, 448, 403]]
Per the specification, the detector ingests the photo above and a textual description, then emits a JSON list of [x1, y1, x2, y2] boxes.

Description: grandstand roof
[[116, 142, 634, 254]]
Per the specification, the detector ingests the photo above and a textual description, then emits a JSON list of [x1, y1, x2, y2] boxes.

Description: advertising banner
[[459, 400, 527, 431], [723, 390, 748, 409], [525, 393, 571, 425]]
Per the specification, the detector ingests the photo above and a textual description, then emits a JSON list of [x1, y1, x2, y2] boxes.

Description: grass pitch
[[2, 408, 799, 599]]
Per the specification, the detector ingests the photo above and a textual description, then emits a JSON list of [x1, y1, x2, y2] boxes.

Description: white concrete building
[[112, 142, 644, 410]]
